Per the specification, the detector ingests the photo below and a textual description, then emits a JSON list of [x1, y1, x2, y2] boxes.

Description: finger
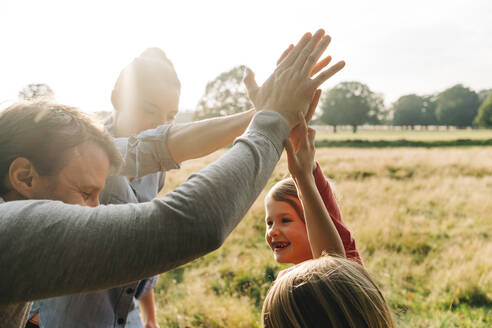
[[307, 127, 316, 144], [277, 44, 294, 66], [284, 138, 296, 160], [306, 89, 322, 123], [293, 29, 325, 74], [297, 111, 308, 138], [284, 138, 299, 176], [312, 60, 346, 89], [243, 67, 259, 96], [278, 32, 313, 69], [308, 128, 316, 154], [310, 56, 332, 77], [301, 34, 331, 77]]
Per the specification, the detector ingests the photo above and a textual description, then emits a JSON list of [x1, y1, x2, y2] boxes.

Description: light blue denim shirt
[[29, 119, 180, 328]]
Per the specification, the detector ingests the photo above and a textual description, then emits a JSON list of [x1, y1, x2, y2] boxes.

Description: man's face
[[33, 142, 110, 207]]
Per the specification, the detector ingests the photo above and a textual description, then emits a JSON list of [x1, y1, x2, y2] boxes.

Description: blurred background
[[1, 1, 491, 327]]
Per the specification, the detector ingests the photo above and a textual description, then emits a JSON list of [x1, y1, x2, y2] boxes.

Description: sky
[[1, 0, 491, 112]]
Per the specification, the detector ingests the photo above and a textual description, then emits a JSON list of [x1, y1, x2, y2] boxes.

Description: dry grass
[[155, 147, 492, 327], [313, 127, 492, 141]]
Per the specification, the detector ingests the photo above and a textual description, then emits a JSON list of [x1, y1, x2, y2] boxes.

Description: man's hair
[[0, 101, 122, 196], [262, 256, 395, 328]]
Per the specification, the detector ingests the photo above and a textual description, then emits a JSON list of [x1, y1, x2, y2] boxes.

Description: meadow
[[312, 127, 492, 141], [154, 131, 492, 327]]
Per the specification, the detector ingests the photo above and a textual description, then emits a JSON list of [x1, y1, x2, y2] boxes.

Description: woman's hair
[[0, 101, 122, 196], [111, 47, 181, 111], [262, 256, 395, 328], [266, 178, 305, 221]]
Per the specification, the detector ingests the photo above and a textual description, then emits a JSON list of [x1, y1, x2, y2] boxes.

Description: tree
[[392, 94, 438, 128], [319, 81, 384, 133], [436, 84, 480, 128], [194, 65, 252, 120], [478, 89, 492, 104], [18, 83, 55, 101], [392, 94, 424, 129], [420, 95, 438, 127], [474, 92, 492, 127]]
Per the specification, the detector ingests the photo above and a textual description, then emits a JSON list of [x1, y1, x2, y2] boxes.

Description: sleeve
[[0, 110, 290, 305], [112, 124, 180, 178], [312, 162, 363, 264], [134, 276, 159, 300]]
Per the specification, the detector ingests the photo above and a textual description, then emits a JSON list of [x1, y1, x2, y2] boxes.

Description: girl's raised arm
[[284, 113, 346, 259]]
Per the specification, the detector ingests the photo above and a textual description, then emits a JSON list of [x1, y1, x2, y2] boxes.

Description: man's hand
[[243, 29, 345, 128]]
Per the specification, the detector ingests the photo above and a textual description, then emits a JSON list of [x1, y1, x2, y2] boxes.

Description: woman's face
[[265, 198, 313, 264], [116, 84, 180, 136]]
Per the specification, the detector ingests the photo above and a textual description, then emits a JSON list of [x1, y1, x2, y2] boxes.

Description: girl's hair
[[266, 178, 305, 221], [262, 256, 395, 328]]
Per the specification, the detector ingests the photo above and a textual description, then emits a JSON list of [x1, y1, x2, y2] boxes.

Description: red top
[[310, 162, 362, 264]]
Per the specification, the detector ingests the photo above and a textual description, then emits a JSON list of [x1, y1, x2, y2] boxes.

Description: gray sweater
[[0, 111, 289, 327]]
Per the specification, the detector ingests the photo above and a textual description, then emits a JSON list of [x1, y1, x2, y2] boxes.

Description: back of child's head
[[262, 256, 395, 328]]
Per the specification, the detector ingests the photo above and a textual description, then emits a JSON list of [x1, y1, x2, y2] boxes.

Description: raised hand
[[284, 112, 317, 181], [289, 89, 321, 152], [243, 29, 345, 128]]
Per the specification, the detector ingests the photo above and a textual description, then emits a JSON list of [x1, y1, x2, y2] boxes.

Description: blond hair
[[262, 256, 395, 328]]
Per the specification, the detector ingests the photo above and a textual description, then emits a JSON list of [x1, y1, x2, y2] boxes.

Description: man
[[28, 48, 256, 328], [0, 29, 344, 327]]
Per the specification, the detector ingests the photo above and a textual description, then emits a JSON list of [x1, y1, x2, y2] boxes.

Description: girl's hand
[[285, 112, 316, 181], [289, 89, 321, 152]]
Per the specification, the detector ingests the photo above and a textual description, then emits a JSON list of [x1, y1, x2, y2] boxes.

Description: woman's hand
[[284, 112, 316, 181], [144, 322, 160, 328]]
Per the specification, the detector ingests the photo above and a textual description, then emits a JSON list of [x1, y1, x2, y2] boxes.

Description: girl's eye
[[282, 218, 292, 223]]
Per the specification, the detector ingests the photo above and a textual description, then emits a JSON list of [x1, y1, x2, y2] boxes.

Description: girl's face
[[265, 198, 313, 264]]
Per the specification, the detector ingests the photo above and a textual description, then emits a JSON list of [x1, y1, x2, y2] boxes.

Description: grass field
[[313, 127, 492, 141], [154, 144, 492, 327]]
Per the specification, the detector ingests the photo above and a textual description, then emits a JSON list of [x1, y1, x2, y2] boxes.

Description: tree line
[[194, 66, 492, 132], [16, 67, 492, 131]]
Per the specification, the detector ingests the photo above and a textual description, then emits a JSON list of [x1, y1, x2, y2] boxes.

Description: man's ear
[[7, 157, 40, 199]]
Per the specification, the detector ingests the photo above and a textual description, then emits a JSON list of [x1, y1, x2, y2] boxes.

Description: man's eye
[[266, 221, 273, 226]]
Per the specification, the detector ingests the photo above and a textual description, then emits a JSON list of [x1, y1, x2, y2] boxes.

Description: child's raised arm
[[284, 113, 346, 259]]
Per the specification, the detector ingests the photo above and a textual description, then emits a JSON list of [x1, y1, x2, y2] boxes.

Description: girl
[[264, 112, 361, 270], [262, 115, 394, 327], [262, 256, 395, 328]]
